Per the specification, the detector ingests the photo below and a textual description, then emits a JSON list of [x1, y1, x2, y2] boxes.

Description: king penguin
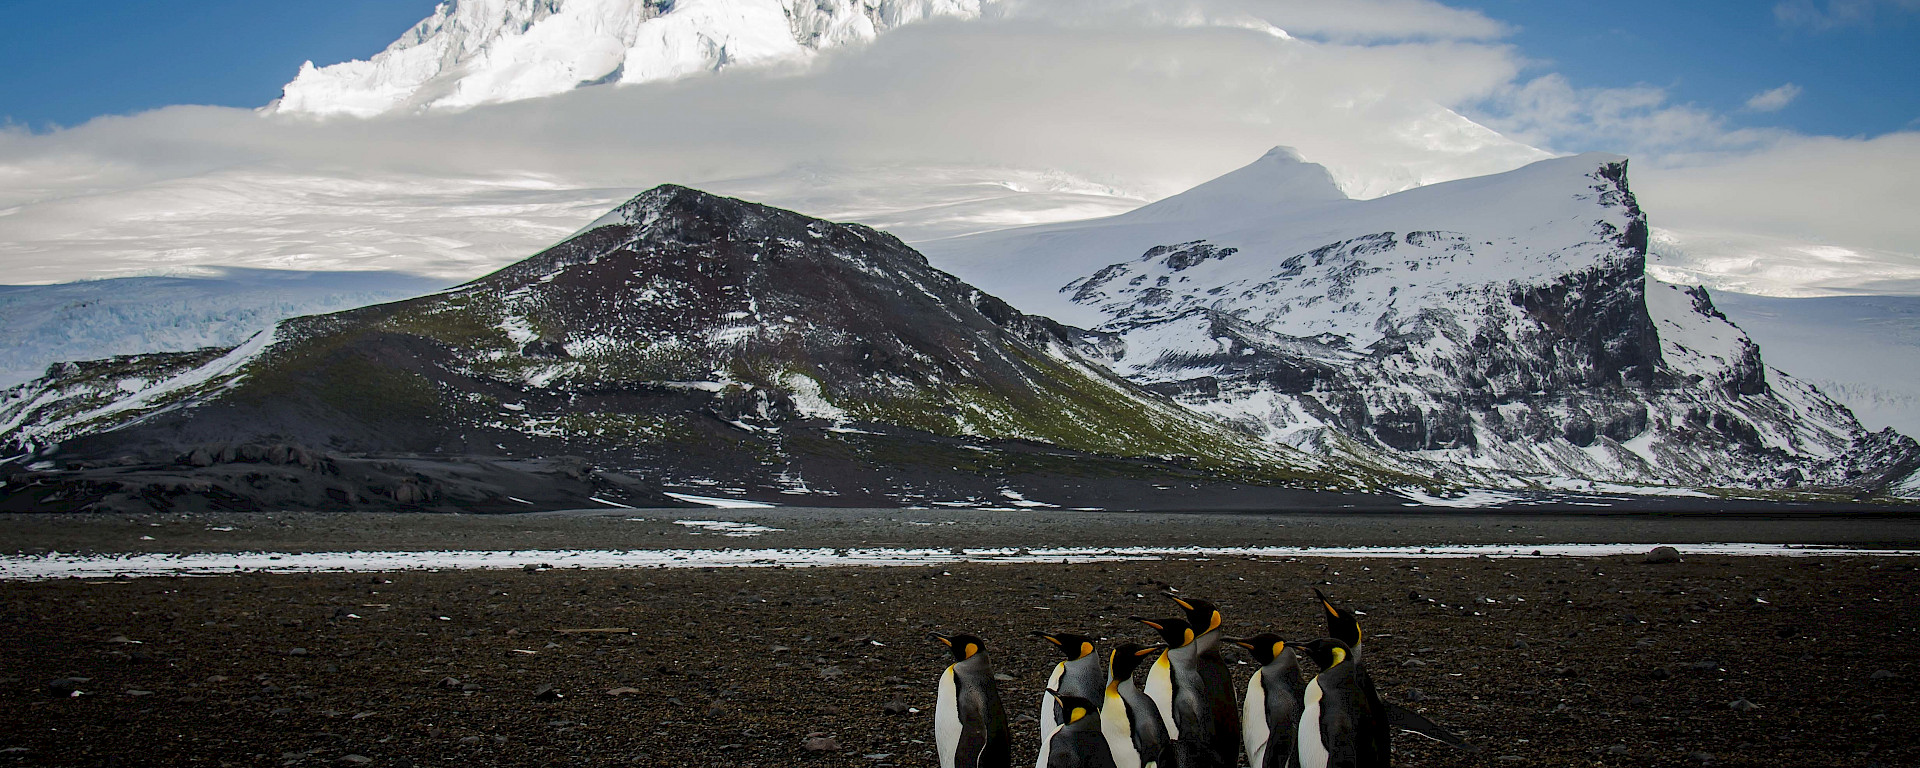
[[1312, 590, 1467, 750], [1227, 633, 1306, 768], [1165, 594, 1240, 768], [931, 632, 1014, 768], [1034, 631, 1107, 768], [1101, 642, 1168, 768], [1131, 615, 1224, 768], [1296, 638, 1389, 768], [1045, 693, 1119, 768]]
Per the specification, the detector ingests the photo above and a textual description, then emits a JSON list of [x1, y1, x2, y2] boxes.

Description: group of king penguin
[[928, 590, 1464, 768]]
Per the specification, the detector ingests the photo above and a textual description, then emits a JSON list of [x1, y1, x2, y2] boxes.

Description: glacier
[[272, 0, 985, 116], [0, 270, 444, 390]]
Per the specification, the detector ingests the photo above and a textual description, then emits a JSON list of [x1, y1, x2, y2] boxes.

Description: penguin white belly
[[1144, 651, 1180, 740], [936, 666, 962, 768], [1101, 689, 1143, 768], [1242, 671, 1269, 768], [1297, 678, 1328, 768], [1036, 663, 1065, 768]]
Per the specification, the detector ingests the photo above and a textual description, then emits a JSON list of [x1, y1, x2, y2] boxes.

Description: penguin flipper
[[1383, 702, 1474, 751]]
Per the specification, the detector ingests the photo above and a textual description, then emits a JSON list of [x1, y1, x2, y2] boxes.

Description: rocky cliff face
[[923, 150, 1920, 497], [2, 186, 1382, 512]]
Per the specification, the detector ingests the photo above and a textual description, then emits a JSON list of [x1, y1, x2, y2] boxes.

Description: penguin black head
[[930, 632, 986, 662], [1227, 633, 1288, 665], [1106, 642, 1163, 681], [1314, 589, 1362, 649], [1130, 616, 1196, 649], [1032, 631, 1099, 661], [1297, 637, 1354, 670], [1049, 692, 1102, 726], [1165, 593, 1225, 636]]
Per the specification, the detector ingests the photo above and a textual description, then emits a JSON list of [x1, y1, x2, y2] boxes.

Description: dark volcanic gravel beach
[[2, 550, 1916, 767]]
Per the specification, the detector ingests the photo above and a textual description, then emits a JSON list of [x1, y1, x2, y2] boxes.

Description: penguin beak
[[1224, 636, 1253, 650], [1165, 592, 1195, 610], [928, 633, 953, 647], [1129, 616, 1163, 630], [1030, 630, 1061, 645]]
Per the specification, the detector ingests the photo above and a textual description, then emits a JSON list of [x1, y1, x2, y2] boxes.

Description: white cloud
[[1637, 131, 1920, 258], [1479, 74, 1777, 156], [1775, 0, 1920, 30], [1745, 83, 1803, 112]]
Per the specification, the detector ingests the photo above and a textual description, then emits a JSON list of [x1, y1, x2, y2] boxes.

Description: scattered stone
[[1728, 698, 1759, 711], [1400, 659, 1427, 668], [1496, 756, 1524, 763], [288, 647, 309, 657], [1628, 695, 1652, 707], [1686, 660, 1721, 672], [803, 733, 842, 752], [818, 666, 844, 680], [1644, 546, 1683, 564], [125, 689, 153, 697], [339, 756, 372, 765], [606, 687, 641, 696], [1510, 639, 1529, 650], [533, 684, 562, 700], [706, 700, 727, 717], [1687, 752, 1715, 764], [437, 677, 462, 690], [1607, 744, 1632, 756], [1553, 666, 1580, 677], [1870, 669, 1897, 680], [460, 736, 483, 745], [46, 678, 85, 697], [992, 672, 1015, 682], [882, 698, 910, 715], [1649, 667, 1672, 680], [1403, 688, 1424, 703]]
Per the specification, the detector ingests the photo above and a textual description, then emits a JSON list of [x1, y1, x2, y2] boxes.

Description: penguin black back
[[932, 633, 1013, 768]]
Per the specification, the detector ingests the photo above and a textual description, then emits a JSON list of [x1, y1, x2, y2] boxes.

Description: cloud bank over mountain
[[0, 0, 1912, 297]]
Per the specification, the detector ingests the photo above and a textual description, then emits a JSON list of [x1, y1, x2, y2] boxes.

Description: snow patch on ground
[[5, 543, 1914, 580], [1394, 488, 1523, 508], [663, 492, 778, 509], [672, 520, 784, 536]]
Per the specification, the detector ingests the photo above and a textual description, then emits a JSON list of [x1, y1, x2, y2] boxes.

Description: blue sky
[[2, 0, 1916, 140]]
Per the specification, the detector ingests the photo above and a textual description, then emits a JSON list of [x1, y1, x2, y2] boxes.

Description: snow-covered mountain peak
[[1117, 145, 1347, 226], [272, 0, 984, 117]]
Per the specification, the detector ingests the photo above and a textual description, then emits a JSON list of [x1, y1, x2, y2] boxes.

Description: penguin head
[[1227, 633, 1288, 665], [1298, 637, 1353, 670], [1106, 642, 1163, 681], [1165, 593, 1225, 636], [1129, 616, 1196, 649], [929, 632, 986, 662], [1031, 630, 1099, 661], [1314, 588, 1362, 649], [1049, 692, 1101, 728]]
